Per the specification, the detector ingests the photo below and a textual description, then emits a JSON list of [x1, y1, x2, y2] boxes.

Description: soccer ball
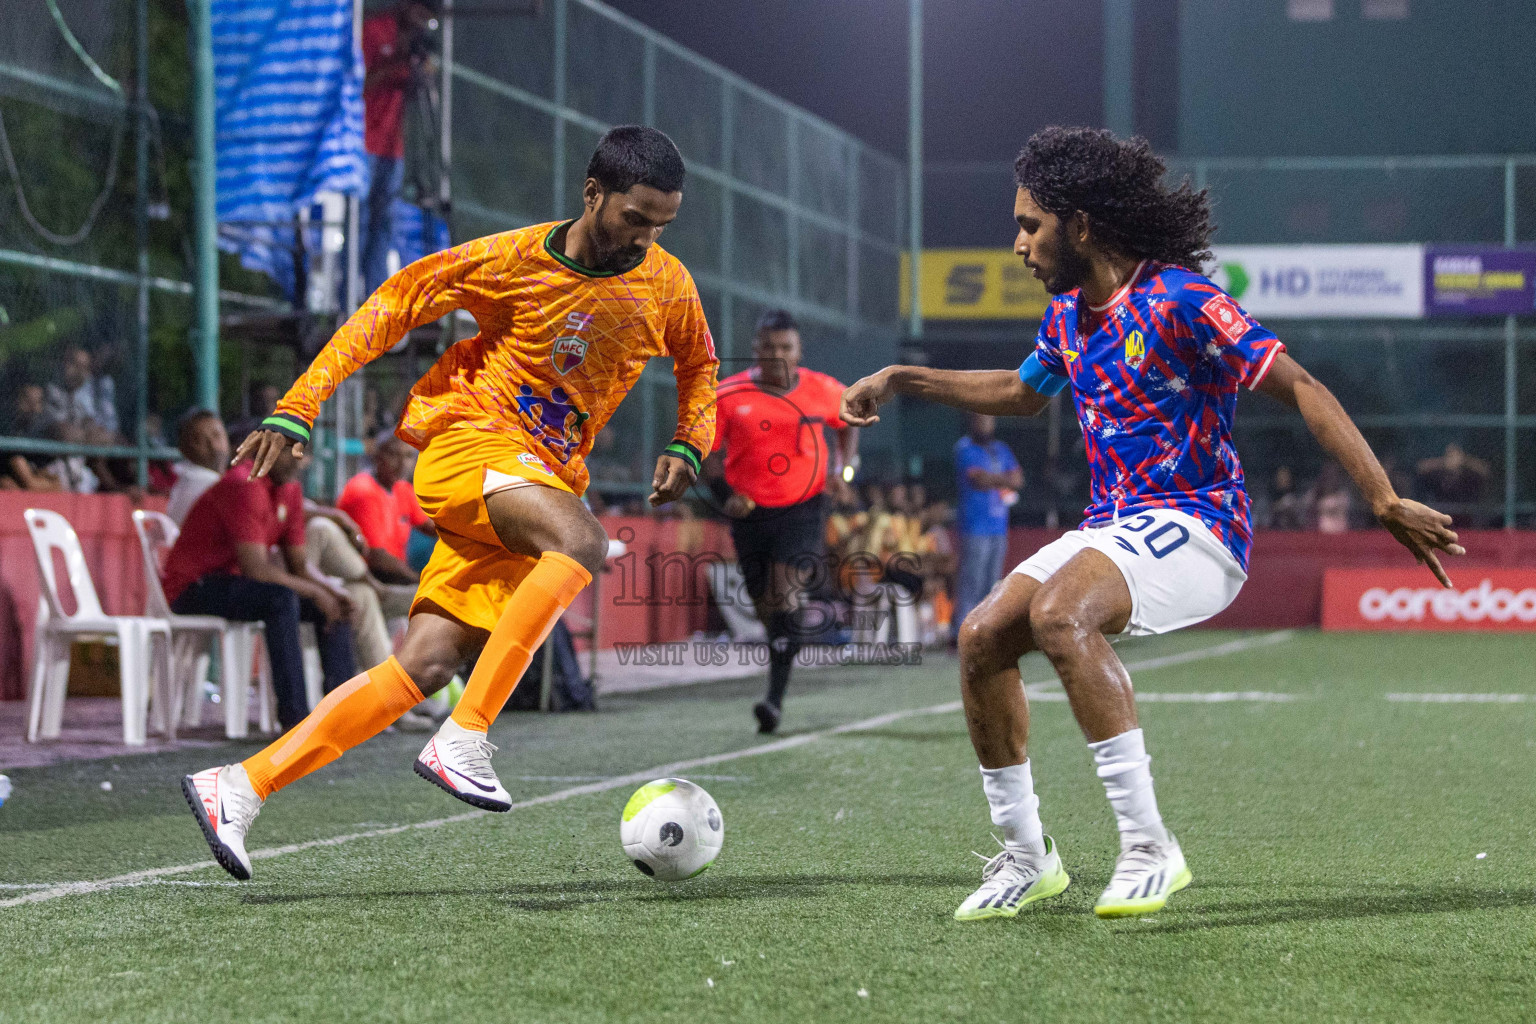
[[620, 778, 724, 881]]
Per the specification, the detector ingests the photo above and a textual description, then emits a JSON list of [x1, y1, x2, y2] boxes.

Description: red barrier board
[[1322, 567, 1536, 631]]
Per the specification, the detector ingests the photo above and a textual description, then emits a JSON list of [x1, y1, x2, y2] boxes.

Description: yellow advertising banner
[[900, 249, 1050, 320]]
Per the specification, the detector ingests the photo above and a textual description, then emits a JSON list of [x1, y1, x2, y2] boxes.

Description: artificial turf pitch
[[2, 629, 1535, 1023]]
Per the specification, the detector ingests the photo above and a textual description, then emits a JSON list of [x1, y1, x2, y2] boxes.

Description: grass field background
[[3, 630, 1535, 1023]]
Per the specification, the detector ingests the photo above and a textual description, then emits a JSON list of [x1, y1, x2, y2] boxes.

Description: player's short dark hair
[[586, 126, 686, 195], [754, 309, 799, 337], [176, 407, 222, 450], [1014, 126, 1214, 271]]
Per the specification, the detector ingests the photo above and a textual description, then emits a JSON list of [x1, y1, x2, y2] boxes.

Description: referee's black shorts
[[729, 493, 829, 602]]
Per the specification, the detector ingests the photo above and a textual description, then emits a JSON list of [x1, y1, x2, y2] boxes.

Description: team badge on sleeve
[[1200, 294, 1250, 343]]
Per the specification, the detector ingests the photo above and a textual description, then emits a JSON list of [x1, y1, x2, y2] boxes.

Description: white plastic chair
[[132, 510, 277, 739], [24, 508, 174, 746]]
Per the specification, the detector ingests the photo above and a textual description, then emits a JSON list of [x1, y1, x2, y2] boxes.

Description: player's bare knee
[[1028, 593, 1091, 660], [958, 610, 1022, 675], [396, 645, 458, 697], [550, 516, 608, 577]]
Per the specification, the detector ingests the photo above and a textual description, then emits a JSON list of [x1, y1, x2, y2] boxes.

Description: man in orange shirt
[[337, 433, 436, 587], [183, 127, 719, 881], [710, 310, 857, 734]]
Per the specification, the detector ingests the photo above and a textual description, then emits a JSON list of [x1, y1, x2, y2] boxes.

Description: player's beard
[[589, 197, 648, 274], [1042, 222, 1093, 295]]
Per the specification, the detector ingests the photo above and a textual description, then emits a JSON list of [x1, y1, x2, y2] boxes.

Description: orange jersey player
[[182, 127, 720, 881]]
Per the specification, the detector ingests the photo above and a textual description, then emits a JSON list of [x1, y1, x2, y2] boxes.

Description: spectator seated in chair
[[2, 384, 63, 491], [166, 409, 230, 525], [160, 443, 358, 730], [44, 344, 118, 438]]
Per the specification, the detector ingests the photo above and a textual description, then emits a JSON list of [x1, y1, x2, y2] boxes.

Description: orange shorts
[[409, 426, 578, 633]]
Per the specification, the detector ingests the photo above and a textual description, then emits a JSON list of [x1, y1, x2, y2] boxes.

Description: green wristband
[[261, 413, 312, 443], [663, 441, 702, 474]]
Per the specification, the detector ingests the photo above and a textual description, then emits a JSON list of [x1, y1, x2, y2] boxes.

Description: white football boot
[[182, 764, 262, 881], [954, 835, 1071, 921], [413, 718, 513, 811], [1093, 835, 1192, 918]]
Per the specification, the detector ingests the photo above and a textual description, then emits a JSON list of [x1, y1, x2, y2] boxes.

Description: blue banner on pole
[[212, 0, 367, 284]]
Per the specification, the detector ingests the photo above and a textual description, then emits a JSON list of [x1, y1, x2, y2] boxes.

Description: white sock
[[979, 761, 1047, 858], [1087, 728, 1171, 850]]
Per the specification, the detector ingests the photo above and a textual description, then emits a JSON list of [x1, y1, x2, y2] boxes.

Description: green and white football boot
[[954, 835, 1071, 921], [1093, 835, 1191, 918]]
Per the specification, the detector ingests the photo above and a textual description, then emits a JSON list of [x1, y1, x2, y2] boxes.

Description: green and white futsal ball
[[621, 778, 724, 881]]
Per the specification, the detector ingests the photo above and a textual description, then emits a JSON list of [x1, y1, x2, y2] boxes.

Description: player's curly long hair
[[1014, 127, 1214, 272]]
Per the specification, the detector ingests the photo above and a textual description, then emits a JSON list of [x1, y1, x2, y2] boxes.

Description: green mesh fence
[[1, 0, 282, 491], [437, 0, 909, 501]]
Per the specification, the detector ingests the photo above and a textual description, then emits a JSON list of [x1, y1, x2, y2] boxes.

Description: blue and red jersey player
[[842, 127, 1462, 924], [1024, 259, 1283, 571]]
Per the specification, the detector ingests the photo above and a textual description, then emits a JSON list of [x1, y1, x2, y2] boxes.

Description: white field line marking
[[1, 631, 1296, 910], [1387, 693, 1536, 703]]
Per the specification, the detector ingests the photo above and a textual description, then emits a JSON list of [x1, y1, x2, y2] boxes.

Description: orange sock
[[243, 656, 425, 799], [451, 550, 591, 732]]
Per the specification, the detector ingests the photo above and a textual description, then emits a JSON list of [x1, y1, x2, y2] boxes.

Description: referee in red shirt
[[710, 310, 858, 733]]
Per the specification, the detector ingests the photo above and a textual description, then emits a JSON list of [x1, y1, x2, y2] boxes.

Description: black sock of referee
[[765, 611, 802, 710]]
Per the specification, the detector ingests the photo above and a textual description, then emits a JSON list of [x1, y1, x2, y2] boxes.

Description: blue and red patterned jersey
[[1024, 261, 1284, 571]]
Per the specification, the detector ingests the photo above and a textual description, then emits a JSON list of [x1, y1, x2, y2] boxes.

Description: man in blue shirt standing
[[952, 413, 1022, 639]]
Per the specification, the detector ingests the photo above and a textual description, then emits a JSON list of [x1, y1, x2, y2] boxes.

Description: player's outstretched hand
[[232, 429, 304, 479], [840, 369, 895, 427], [1376, 497, 1465, 588], [649, 453, 695, 507]]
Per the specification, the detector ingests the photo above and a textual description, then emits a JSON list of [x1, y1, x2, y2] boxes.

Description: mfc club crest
[[551, 310, 593, 375], [552, 335, 589, 375]]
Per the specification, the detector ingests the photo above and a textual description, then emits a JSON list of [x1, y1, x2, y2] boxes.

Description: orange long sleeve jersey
[[265, 221, 719, 495]]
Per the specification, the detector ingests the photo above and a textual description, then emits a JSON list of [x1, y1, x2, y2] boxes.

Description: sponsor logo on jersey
[[518, 451, 554, 476], [1125, 329, 1146, 369], [1200, 294, 1250, 343], [513, 384, 589, 462]]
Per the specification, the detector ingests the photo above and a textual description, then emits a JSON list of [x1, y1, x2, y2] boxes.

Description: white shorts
[[1012, 508, 1247, 635]]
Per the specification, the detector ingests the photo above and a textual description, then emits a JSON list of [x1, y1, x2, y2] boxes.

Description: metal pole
[[1506, 159, 1518, 530], [846, 146, 860, 329], [338, 0, 365, 498], [1505, 314, 1517, 529], [906, 0, 923, 341], [439, 0, 454, 217], [1103, 0, 1134, 137], [188, 0, 220, 412], [718, 78, 735, 362], [787, 117, 800, 302], [642, 37, 656, 126], [437, 0, 458, 363], [134, 0, 150, 485], [1505, 158, 1517, 248], [551, 0, 568, 218]]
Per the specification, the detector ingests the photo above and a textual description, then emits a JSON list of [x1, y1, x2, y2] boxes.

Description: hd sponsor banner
[[1322, 568, 1536, 632], [900, 250, 1051, 320], [1207, 245, 1425, 319], [1424, 246, 1536, 316]]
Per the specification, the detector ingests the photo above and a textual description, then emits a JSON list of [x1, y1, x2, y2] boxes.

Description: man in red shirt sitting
[[710, 310, 858, 734], [163, 446, 358, 729]]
